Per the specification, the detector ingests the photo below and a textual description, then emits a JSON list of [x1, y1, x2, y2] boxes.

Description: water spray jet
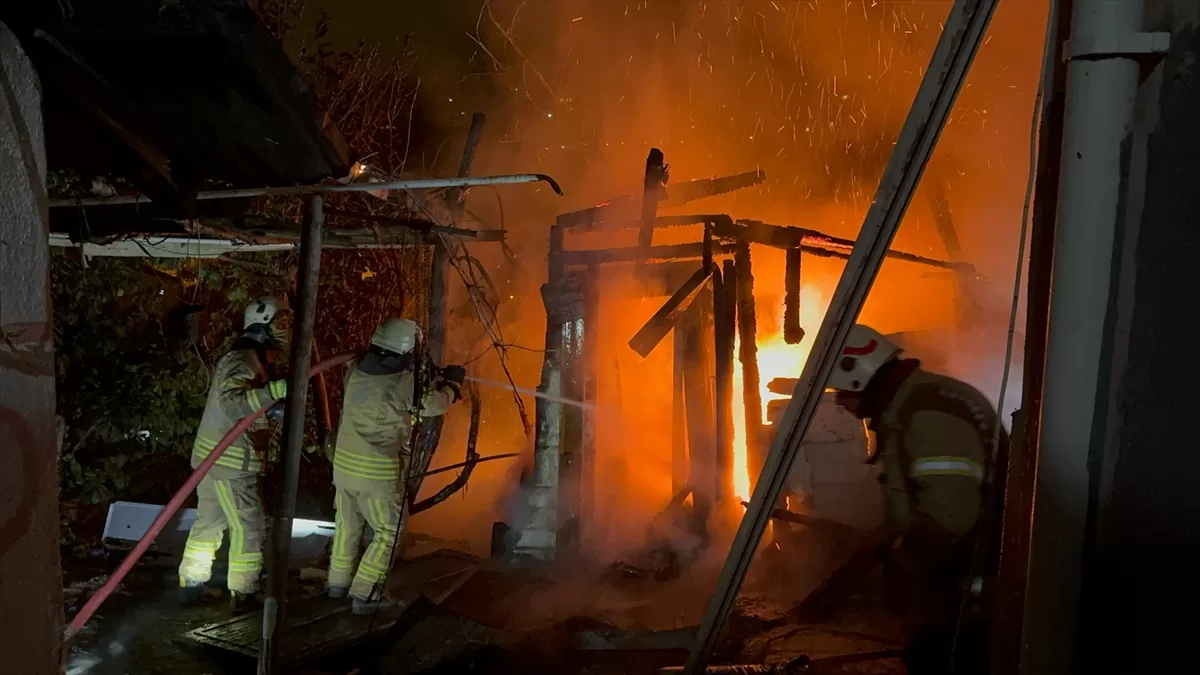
[[465, 376, 597, 411]]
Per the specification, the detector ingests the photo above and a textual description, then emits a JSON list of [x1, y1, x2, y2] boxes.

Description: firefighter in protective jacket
[[827, 324, 1006, 675], [327, 317, 463, 614], [179, 297, 290, 610]]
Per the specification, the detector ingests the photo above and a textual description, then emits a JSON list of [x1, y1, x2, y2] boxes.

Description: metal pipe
[[47, 172, 563, 208], [1021, 1, 1159, 672], [259, 195, 324, 675], [682, 1, 1000, 672]]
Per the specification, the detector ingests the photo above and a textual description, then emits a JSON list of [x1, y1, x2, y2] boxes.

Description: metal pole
[[258, 195, 323, 675], [1021, 1, 1166, 672], [47, 172, 563, 207], [682, 1, 999, 671]]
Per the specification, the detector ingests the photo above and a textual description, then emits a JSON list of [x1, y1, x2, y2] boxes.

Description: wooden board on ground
[[183, 548, 482, 665]]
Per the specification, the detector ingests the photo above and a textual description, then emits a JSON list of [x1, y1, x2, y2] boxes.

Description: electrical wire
[[949, 0, 1059, 668]]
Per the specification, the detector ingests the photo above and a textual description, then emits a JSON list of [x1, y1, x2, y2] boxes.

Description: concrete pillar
[[0, 22, 65, 675]]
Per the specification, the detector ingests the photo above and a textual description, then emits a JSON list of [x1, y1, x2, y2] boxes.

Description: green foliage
[[50, 252, 294, 521], [53, 254, 212, 506]]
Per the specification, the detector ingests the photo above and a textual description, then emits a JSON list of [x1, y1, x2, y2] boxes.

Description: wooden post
[[733, 243, 764, 482], [784, 247, 804, 344], [714, 262, 738, 505], [0, 25, 64, 671], [580, 267, 600, 551], [410, 113, 486, 497], [638, 148, 667, 252], [672, 326, 688, 494], [557, 268, 588, 558], [683, 281, 717, 540], [512, 223, 569, 561]]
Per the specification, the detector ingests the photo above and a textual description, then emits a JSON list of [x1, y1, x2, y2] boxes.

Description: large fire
[[731, 283, 832, 500]]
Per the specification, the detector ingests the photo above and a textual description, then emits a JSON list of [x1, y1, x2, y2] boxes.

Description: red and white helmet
[[827, 324, 902, 393]]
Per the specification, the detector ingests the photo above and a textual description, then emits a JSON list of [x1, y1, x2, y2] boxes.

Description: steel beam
[[682, 0, 1000, 671]]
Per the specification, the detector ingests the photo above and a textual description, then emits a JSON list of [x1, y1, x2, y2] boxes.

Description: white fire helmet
[[243, 297, 280, 329], [826, 324, 902, 393], [371, 317, 421, 355]]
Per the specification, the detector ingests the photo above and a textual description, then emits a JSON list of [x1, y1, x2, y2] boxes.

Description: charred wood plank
[[783, 247, 804, 344], [683, 288, 717, 540], [563, 242, 736, 266], [714, 261, 738, 504], [662, 170, 765, 207], [638, 148, 668, 251], [726, 219, 969, 271], [734, 243, 764, 481], [628, 267, 712, 358], [555, 171, 764, 230], [673, 323, 689, 493]]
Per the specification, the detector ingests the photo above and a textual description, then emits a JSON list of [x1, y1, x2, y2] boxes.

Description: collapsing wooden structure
[[511, 149, 971, 562]]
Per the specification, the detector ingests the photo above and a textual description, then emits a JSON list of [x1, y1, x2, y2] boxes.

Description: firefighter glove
[[266, 400, 286, 422], [440, 365, 466, 385]]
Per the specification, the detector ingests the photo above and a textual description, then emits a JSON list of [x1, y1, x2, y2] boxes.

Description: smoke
[[302, 0, 1046, 553]]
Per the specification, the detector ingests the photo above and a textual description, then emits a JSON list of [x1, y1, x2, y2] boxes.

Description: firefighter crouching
[[179, 297, 291, 612], [327, 317, 465, 614], [827, 325, 1007, 675]]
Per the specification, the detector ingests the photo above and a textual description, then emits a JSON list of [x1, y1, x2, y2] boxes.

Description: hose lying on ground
[[63, 352, 356, 644]]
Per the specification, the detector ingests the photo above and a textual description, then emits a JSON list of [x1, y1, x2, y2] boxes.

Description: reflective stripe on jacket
[[191, 348, 287, 474], [876, 368, 996, 544], [332, 359, 454, 490]]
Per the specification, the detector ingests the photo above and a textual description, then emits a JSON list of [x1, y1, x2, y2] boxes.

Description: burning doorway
[[507, 150, 972, 565]]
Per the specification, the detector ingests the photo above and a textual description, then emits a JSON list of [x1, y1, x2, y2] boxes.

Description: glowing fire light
[[731, 285, 830, 501]]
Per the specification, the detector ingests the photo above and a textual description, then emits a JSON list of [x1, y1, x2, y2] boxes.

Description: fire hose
[[62, 352, 356, 644]]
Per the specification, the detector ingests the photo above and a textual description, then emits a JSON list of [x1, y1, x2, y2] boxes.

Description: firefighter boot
[[230, 591, 262, 615], [351, 595, 398, 615], [179, 578, 206, 606], [327, 585, 348, 599]]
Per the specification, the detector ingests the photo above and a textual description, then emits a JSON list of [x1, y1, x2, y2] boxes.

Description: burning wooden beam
[[562, 242, 736, 266], [628, 267, 713, 358], [714, 261, 738, 505], [723, 218, 970, 272], [673, 327, 688, 494], [682, 286, 718, 540], [734, 243, 764, 482], [638, 148, 668, 252], [554, 170, 765, 230], [783, 246, 805, 344]]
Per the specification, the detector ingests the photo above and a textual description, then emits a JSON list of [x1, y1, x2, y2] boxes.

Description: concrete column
[[0, 22, 64, 675]]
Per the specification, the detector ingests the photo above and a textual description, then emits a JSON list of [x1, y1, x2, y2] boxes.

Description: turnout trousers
[[178, 465, 265, 594], [328, 485, 408, 601]]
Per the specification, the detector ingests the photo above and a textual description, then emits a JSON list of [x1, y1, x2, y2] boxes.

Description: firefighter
[[826, 324, 1004, 675], [178, 297, 290, 611], [327, 317, 464, 614]]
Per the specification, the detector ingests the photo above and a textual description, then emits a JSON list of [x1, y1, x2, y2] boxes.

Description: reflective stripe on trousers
[[178, 472, 265, 593], [328, 485, 407, 601], [908, 456, 985, 482], [332, 448, 402, 481]]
